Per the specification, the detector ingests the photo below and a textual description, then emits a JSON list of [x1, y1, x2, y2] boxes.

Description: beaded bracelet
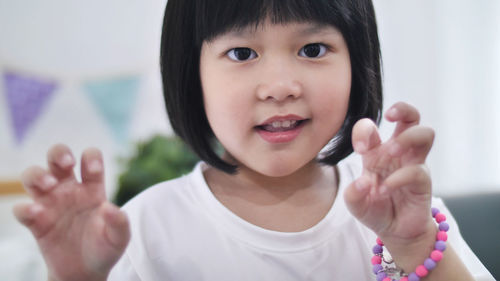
[[371, 208, 449, 281]]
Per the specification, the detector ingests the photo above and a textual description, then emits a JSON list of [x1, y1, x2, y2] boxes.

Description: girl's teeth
[[269, 120, 298, 129]]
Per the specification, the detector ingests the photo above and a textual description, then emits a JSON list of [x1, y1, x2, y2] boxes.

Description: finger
[[388, 126, 435, 164], [12, 203, 53, 238], [379, 164, 432, 197], [47, 144, 76, 181], [21, 166, 58, 196], [101, 202, 130, 250], [81, 148, 105, 187], [351, 118, 381, 154], [344, 173, 372, 218], [12, 203, 41, 227], [385, 102, 420, 137]]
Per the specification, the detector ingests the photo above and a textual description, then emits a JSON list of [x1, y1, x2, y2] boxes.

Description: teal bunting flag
[[83, 76, 140, 143]]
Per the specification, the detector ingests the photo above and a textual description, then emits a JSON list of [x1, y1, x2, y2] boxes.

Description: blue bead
[[435, 240, 447, 251], [439, 222, 449, 231], [373, 264, 383, 274], [431, 208, 439, 217], [376, 271, 387, 281], [424, 258, 437, 270], [373, 244, 383, 254], [408, 272, 420, 281]]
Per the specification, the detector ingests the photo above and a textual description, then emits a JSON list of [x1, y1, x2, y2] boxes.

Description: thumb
[[101, 202, 130, 251], [351, 118, 381, 154]]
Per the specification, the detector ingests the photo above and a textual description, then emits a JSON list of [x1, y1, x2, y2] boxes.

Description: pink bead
[[431, 250, 443, 261], [371, 255, 382, 264], [400, 278, 409, 281], [383, 278, 392, 281], [416, 265, 429, 277], [376, 237, 384, 246], [435, 213, 446, 223], [436, 231, 448, 241]]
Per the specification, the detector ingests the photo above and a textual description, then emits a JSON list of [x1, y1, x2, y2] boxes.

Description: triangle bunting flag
[[3, 71, 58, 144], [83, 76, 140, 143]]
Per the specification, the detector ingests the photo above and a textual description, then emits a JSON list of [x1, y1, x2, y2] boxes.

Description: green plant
[[113, 135, 199, 206]]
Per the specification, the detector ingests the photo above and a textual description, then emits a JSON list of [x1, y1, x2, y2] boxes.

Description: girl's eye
[[227, 48, 257, 61], [299, 43, 328, 58]]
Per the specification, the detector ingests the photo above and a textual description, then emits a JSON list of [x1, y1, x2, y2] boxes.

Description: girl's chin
[[244, 159, 317, 178], [222, 151, 317, 177]]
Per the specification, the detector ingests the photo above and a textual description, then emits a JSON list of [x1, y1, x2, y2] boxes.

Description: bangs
[[195, 0, 348, 45]]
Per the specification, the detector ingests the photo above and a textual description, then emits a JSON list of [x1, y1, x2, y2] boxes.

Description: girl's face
[[200, 21, 351, 177]]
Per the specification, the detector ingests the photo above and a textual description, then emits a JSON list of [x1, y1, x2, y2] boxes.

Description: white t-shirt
[[109, 157, 494, 280]]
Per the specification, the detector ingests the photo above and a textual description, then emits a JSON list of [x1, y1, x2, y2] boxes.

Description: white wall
[[0, 0, 171, 197], [374, 0, 500, 195], [0, 1, 499, 197]]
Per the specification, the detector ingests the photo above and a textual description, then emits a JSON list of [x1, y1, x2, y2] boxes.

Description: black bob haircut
[[160, 0, 383, 174]]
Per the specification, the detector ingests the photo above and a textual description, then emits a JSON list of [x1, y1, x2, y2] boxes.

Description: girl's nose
[[256, 74, 303, 102]]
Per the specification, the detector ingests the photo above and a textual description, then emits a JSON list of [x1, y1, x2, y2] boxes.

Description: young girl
[[13, 0, 493, 280]]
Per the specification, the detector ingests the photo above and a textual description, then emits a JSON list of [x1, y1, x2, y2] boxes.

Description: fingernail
[[29, 204, 43, 216], [88, 160, 102, 174], [58, 154, 74, 168], [41, 175, 57, 191], [368, 125, 379, 146], [389, 143, 402, 156], [387, 107, 398, 118]]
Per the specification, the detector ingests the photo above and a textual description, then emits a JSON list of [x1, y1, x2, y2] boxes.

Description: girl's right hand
[[12, 144, 130, 281]]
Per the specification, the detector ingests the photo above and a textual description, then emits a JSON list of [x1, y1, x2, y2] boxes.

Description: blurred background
[[0, 0, 499, 280]]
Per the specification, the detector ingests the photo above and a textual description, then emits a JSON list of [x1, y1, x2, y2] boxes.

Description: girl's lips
[[256, 120, 307, 144]]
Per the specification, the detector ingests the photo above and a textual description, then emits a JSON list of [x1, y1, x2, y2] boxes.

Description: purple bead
[[373, 244, 383, 254], [373, 264, 383, 274], [439, 222, 449, 231], [431, 207, 440, 217], [435, 240, 447, 251], [408, 272, 421, 281], [376, 272, 387, 281], [424, 258, 437, 270]]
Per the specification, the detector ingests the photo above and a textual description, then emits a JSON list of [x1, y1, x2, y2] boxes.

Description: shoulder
[[119, 162, 210, 247], [121, 162, 204, 215], [115, 162, 212, 277]]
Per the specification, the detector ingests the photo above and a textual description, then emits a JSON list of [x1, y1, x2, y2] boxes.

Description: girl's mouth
[[255, 119, 308, 143], [256, 119, 306, 132]]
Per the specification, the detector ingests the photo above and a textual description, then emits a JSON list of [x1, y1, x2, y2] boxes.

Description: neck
[[203, 159, 339, 232], [238, 160, 325, 191], [205, 157, 337, 207]]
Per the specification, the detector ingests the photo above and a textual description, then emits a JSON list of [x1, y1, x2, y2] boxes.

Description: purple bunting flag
[[3, 71, 57, 144]]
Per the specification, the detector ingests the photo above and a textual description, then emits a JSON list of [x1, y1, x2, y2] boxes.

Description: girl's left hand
[[344, 102, 436, 248]]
